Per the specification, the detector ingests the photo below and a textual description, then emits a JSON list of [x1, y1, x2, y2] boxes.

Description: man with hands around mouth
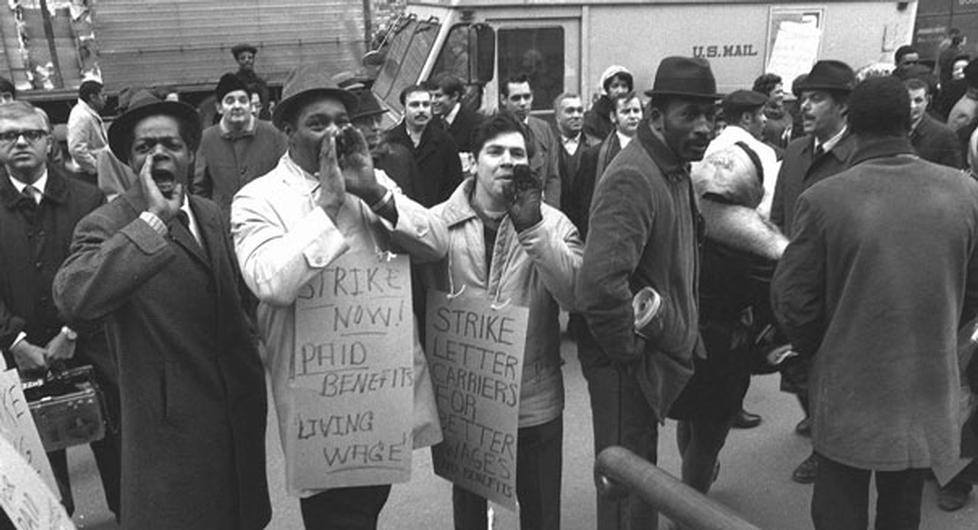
[[53, 93, 271, 530], [231, 66, 447, 529]]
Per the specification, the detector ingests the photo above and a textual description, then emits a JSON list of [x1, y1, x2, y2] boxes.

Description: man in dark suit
[[553, 92, 601, 231], [430, 73, 481, 153], [500, 73, 562, 208], [770, 60, 858, 485], [386, 84, 463, 207], [906, 77, 963, 168], [53, 94, 270, 529], [0, 101, 119, 519]]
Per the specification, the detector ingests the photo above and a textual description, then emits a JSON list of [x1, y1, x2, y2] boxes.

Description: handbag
[[20, 364, 107, 452]]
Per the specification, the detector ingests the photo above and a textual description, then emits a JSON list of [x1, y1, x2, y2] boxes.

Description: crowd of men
[[2, 33, 978, 530]]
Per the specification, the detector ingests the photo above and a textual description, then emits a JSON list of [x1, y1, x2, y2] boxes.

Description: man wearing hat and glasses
[[232, 43, 271, 120], [769, 59, 858, 485], [231, 65, 446, 528], [192, 72, 287, 218], [576, 56, 716, 529], [52, 93, 271, 528]]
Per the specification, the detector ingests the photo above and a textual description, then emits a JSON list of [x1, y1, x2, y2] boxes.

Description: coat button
[[34, 261, 42, 269]]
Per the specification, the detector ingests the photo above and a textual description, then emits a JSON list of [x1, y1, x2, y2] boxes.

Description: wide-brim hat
[[231, 43, 257, 59], [644, 56, 722, 100], [794, 60, 856, 94], [108, 89, 201, 162], [273, 64, 359, 129]]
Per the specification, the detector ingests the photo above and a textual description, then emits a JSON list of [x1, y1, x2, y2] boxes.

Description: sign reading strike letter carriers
[[289, 248, 415, 489], [425, 290, 529, 510]]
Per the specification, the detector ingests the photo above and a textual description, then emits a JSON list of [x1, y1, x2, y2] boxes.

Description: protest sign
[[425, 290, 529, 510], [0, 435, 73, 530], [289, 249, 415, 489], [0, 369, 57, 495]]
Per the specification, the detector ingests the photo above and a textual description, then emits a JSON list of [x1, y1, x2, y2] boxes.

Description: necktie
[[21, 185, 38, 204], [173, 210, 201, 248]]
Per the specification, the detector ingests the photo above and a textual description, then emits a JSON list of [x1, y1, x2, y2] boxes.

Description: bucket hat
[[272, 65, 359, 129]]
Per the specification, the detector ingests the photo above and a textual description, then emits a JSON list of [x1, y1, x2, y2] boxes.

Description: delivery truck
[[0, 0, 380, 120], [371, 0, 919, 120]]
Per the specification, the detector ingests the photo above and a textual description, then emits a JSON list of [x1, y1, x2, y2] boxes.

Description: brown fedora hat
[[644, 56, 723, 100], [272, 64, 359, 129], [108, 90, 201, 162], [794, 60, 856, 94]]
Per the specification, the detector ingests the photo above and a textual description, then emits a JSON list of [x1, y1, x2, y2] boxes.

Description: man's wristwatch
[[60, 326, 78, 341]]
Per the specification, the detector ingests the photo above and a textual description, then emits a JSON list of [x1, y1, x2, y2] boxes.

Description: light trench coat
[[231, 154, 447, 496], [421, 177, 583, 427]]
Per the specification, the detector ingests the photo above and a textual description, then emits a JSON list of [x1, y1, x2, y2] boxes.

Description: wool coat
[[769, 131, 857, 236], [386, 121, 463, 208], [53, 188, 270, 529], [192, 118, 288, 217], [577, 124, 701, 420], [912, 113, 964, 168], [525, 115, 562, 209], [772, 137, 978, 471], [557, 131, 601, 235], [437, 104, 482, 153]]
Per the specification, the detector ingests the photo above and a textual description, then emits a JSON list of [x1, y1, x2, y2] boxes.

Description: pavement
[[64, 331, 978, 529]]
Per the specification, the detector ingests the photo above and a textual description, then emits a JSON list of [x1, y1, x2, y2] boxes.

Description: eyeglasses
[[0, 129, 48, 143]]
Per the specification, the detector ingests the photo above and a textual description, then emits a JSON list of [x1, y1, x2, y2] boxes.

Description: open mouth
[[151, 169, 178, 198]]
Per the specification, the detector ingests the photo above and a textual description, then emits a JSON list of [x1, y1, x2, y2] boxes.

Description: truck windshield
[[373, 17, 441, 113]]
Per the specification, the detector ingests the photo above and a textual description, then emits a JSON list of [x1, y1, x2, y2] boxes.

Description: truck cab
[[373, 0, 918, 122]]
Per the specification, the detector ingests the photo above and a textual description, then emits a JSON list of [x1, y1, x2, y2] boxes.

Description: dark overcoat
[[53, 188, 270, 529], [386, 121, 463, 207], [912, 113, 964, 169], [769, 131, 857, 236], [772, 137, 978, 470]]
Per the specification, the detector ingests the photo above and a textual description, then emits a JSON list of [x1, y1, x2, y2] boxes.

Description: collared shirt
[[139, 194, 202, 245], [562, 132, 581, 155], [814, 125, 848, 154], [8, 171, 48, 204], [444, 102, 461, 126], [616, 131, 634, 151], [67, 98, 108, 174]]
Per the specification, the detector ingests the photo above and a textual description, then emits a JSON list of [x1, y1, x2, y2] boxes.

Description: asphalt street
[[63, 331, 978, 529]]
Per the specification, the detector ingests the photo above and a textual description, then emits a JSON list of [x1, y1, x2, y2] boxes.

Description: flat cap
[[722, 90, 768, 110]]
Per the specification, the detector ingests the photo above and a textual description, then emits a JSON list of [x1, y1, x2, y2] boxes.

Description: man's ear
[[648, 106, 665, 132], [215, 100, 224, 115]]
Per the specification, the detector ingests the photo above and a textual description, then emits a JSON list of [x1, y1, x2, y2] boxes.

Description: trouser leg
[[516, 416, 564, 530], [677, 416, 735, 494], [582, 357, 658, 530], [300, 485, 392, 529], [874, 468, 925, 530], [811, 453, 869, 530], [46, 449, 74, 515]]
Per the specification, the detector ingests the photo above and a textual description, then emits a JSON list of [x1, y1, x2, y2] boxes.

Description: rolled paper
[[633, 286, 662, 338]]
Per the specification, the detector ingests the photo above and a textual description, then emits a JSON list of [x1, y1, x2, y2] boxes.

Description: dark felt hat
[[722, 90, 768, 110], [794, 60, 856, 94], [273, 65, 359, 129], [108, 90, 201, 162], [644, 56, 722, 100], [231, 43, 257, 59], [348, 88, 386, 120], [215, 73, 251, 100]]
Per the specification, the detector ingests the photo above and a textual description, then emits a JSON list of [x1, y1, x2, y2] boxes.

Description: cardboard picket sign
[[425, 290, 529, 510], [288, 249, 415, 489], [0, 435, 73, 530], [0, 369, 58, 496]]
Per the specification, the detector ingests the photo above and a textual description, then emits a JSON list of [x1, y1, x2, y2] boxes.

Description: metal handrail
[[595, 446, 761, 530]]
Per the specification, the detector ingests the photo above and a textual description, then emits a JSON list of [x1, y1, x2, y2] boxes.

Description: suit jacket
[[912, 113, 964, 168], [572, 132, 624, 239], [53, 189, 269, 530], [526, 115, 562, 208], [0, 165, 105, 367], [770, 131, 857, 236], [437, 104, 482, 152], [772, 137, 978, 470], [556, 130, 602, 206], [386, 121, 463, 207]]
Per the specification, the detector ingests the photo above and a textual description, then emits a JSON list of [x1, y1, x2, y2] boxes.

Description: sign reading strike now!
[[290, 249, 414, 489], [425, 290, 529, 510]]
